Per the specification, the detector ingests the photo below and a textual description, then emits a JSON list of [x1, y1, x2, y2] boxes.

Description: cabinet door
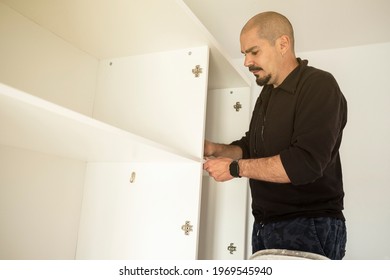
[[199, 87, 250, 259], [93, 46, 209, 159], [76, 161, 202, 259]]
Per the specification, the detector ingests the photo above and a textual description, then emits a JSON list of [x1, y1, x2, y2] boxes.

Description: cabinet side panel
[[199, 87, 250, 259]]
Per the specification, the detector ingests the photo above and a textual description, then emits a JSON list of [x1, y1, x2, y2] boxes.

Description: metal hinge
[[181, 221, 193, 235], [227, 243, 237, 254], [192, 65, 203, 77], [233, 101, 242, 112]]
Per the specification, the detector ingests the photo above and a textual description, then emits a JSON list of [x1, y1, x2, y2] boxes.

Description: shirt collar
[[277, 58, 308, 94]]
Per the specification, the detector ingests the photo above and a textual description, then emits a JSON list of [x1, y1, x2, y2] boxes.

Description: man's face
[[240, 28, 279, 87]]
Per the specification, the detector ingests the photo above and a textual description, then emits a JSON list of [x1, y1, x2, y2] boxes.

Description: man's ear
[[278, 35, 290, 56]]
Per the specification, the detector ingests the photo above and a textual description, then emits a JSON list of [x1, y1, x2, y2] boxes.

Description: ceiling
[[184, 0, 390, 59]]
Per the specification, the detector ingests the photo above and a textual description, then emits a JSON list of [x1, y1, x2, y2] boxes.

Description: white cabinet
[[76, 46, 209, 259], [0, 0, 250, 259], [0, 81, 202, 260]]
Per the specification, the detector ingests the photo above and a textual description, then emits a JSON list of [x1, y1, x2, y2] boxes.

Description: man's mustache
[[249, 66, 263, 72]]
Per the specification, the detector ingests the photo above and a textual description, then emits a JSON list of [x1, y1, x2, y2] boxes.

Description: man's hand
[[203, 157, 234, 182], [203, 139, 215, 157]]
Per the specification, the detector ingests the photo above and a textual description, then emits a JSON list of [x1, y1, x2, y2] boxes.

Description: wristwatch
[[229, 160, 241, 178]]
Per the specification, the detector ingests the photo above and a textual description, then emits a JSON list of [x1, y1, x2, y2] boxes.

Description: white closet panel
[[93, 46, 209, 159], [199, 87, 250, 259], [76, 162, 202, 259], [204, 88, 251, 143]]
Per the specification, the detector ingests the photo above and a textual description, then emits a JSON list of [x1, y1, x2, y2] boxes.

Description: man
[[203, 11, 347, 260]]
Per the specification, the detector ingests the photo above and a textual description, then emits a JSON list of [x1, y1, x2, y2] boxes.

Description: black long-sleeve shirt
[[232, 58, 347, 224]]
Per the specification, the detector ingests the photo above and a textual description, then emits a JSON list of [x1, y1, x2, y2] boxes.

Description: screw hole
[[129, 172, 136, 183]]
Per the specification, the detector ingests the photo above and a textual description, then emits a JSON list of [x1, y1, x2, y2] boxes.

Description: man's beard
[[249, 65, 272, 86], [256, 74, 272, 86]]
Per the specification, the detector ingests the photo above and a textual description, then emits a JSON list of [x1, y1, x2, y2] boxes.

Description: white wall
[[0, 2, 98, 116], [234, 42, 390, 260], [0, 146, 86, 259], [300, 43, 390, 260]]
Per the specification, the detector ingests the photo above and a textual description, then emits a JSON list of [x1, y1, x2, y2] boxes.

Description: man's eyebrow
[[241, 46, 260, 54]]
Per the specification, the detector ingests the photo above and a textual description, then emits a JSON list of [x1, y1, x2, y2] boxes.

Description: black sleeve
[[280, 71, 347, 185], [230, 132, 251, 159]]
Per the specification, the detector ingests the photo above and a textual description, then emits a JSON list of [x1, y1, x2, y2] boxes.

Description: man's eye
[[252, 51, 258, 56]]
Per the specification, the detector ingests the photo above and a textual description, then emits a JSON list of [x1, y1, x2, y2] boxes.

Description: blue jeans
[[252, 217, 347, 260]]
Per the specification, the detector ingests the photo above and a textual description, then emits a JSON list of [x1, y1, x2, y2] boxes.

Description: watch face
[[229, 160, 240, 178]]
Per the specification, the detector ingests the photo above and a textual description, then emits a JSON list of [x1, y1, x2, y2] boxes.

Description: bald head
[[241, 11, 295, 51]]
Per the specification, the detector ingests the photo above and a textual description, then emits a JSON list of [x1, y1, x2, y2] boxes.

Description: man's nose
[[244, 55, 252, 68]]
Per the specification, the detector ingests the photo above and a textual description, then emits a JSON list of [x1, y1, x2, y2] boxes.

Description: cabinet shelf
[[0, 83, 199, 163]]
